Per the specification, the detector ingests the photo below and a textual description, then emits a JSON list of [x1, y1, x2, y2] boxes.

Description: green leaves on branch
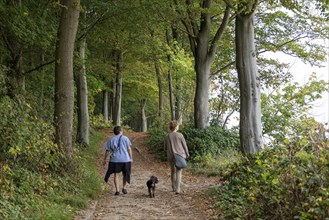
[[262, 72, 328, 143], [212, 137, 329, 219]]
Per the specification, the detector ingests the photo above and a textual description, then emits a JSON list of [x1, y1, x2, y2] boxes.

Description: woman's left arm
[[128, 146, 133, 162]]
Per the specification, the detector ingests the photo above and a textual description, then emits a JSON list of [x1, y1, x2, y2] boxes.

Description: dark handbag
[[174, 153, 187, 169]]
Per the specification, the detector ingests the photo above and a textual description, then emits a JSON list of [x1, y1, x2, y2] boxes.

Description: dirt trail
[[75, 131, 221, 220]]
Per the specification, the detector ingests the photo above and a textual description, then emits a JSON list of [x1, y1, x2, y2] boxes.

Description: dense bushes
[[182, 126, 240, 159], [211, 142, 329, 219], [147, 124, 240, 165], [146, 124, 168, 161], [0, 97, 103, 219], [0, 96, 63, 171]]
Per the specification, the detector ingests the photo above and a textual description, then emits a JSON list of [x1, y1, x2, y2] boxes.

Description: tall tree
[[174, 0, 231, 128], [76, 11, 89, 146], [54, 0, 80, 159], [112, 49, 123, 126], [76, 35, 89, 146], [234, 0, 263, 154], [154, 60, 163, 117]]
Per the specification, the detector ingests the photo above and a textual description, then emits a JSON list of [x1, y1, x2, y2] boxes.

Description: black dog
[[146, 176, 159, 198]]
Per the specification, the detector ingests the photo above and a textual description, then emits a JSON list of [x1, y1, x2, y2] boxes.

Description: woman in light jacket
[[164, 120, 189, 194]]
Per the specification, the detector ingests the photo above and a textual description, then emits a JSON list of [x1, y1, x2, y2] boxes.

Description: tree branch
[[208, 5, 231, 60], [257, 34, 309, 55], [23, 59, 55, 75], [210, 61, 235, 78]]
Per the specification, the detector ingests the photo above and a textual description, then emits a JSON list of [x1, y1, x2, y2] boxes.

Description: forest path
[[75, 130, 221, 220]]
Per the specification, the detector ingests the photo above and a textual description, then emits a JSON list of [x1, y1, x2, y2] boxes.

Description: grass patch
[[189, 149, 243, 176]]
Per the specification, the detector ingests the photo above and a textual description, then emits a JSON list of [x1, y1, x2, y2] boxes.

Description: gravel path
[[75, 131, 221, 220]]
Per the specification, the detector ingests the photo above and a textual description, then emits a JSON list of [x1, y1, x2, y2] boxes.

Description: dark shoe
[[115, 191, 120, 196], [122, 188, 128, 194]]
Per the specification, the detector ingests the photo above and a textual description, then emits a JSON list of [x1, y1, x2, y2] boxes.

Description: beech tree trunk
[[175, 78, 182, 123], [166, 29, 175, 120], [235, 4, 263, 154], [155, 61, 163, 117], [168, 68, 175, 120], [103, 90, 109, 122], [113, 50, 123, 126], [141, 99, 147, 132], [76, 37, 89, 146], [110, 79, 115, 123], [54, 0, 80, 159], [194, 56, 211, 129], [177, 0, 231, 129]]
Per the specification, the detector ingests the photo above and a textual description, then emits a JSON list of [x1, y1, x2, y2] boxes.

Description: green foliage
[[146, 119, 168, 161], [0, 96, 63, 170], [211, 128, 329, 219], [189, 149, 243, 176], [182, 126, 240, 160], [262, 73, 328, 143], [0, 65, 9, 96], [147, 124, 240, 165], [0, 128, 104, 220]]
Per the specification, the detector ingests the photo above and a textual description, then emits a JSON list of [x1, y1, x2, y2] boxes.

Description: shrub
[[211, 142, 329, 219], [0, 96, 63, 171], [147, 124, 240, 165], [146, 126, 167, 161], [182, 126, 240, 160]]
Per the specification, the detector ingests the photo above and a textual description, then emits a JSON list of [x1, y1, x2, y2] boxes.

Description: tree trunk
[[54, 0, 80, 159], [76, 37, 89, 146], [111, 78, 115, 123], [177, 1, 231, 129], [141, 99, 147, 132], [103, 90, 109, 122], [113, 50, 123, 126], [168, 67, 175, 121], [175, 77, 182, 123], [235, 7, 263, 154], [166, 29, 175, 120], [155, 61, 163, 117], [194, 46, 211, 129]]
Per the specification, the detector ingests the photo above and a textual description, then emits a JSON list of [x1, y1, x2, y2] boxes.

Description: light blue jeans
[[170, 162, 183, 193]]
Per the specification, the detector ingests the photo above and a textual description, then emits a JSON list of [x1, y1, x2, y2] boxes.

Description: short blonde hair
[[169, 120, 179, 131]]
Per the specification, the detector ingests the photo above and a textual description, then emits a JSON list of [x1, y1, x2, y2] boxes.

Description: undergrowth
[[0, 101, 104, 220], [210, 140, 329, 219], [147, 124, 241, 175]]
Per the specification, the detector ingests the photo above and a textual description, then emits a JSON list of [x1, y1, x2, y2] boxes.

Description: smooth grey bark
[[155, 61, 163, 117], [177, 0, 231, 128], [166, 29, 175, 120], [54, 0, 80, 159], [103, 90, 109, 122], [175, 79, 182, 123], [235, 2, 263, 154], [168, 68, 175, 120], [141, 99, 147, 132], [111, 79, 115, 123], [76, 37, 89, 146], [113, 50, 123, 126]]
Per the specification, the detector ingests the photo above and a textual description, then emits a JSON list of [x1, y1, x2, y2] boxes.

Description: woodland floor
[[74, 130, 222, 220]]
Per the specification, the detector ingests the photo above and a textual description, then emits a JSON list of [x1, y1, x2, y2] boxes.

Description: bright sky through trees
[[289, 38, 329, 124]]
